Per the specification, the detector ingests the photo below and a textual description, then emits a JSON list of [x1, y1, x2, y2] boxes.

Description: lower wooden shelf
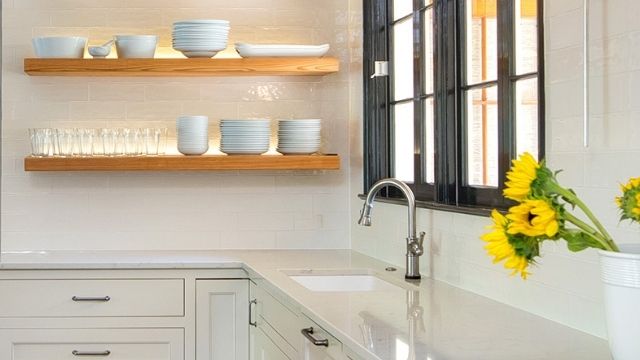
[[24, 154, 340, 172]]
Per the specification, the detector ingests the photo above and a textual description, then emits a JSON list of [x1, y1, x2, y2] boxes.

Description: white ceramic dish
[[174, 19, 230, 25], [115, 35, 157, 59], [32, 36, 87, 58], [235, 43, 330, 58]]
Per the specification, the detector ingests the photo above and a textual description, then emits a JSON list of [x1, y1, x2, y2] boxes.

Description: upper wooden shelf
[[23, 57, 340, 77], [24, 154, 341, 172]]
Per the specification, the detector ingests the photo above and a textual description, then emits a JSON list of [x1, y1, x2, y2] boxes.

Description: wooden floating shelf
[[24, 154, 341, 172], [23, 57, 339, 77]]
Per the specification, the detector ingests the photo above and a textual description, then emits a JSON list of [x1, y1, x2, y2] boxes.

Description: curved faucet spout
[[358, 178, 424, 279]]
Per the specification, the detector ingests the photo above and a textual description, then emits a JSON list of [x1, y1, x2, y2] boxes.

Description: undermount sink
[[282, 269, 403, 292]]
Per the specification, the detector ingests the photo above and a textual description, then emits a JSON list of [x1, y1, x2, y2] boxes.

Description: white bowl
[[32, 36, 87, 58], [115, 35, 157, 59]]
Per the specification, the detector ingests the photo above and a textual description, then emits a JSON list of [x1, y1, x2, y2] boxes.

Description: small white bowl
[[115, 35, 157, 59], [32, 36, 87, 58]]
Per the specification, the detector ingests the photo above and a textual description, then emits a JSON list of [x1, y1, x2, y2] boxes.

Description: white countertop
[[0, 250, 610, 360]]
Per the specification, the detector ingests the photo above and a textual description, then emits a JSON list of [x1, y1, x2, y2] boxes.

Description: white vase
[[599, 243, 640, 360]]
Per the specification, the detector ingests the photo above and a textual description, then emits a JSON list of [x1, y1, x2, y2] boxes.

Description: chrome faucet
[[358, 178, 425, 279]]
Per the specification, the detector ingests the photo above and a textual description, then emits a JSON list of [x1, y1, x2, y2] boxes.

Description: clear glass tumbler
[[77, 128, 96, 156], [56, 128, 77, 157], [142, 128, 163, 155], [28, 128, 54, 157], [123, 128, 141, 156], [101, 128, 118, 156], [158, 128, 168, 155]]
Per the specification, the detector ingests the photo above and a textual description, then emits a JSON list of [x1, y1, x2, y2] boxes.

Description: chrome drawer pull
[[72, 350, 111, 356], [301, 327, 329, 347], [72, 296, 111, 302], [249, 299, 258, 327]]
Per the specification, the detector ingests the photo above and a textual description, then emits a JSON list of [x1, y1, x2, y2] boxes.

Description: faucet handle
[[409, 232, 426, 256]]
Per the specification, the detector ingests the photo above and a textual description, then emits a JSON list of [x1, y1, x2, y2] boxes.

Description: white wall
[[1, 0, 354, 251], [351, 0, 640, 338]]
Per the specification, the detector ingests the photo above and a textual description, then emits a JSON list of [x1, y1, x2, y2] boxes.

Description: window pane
[[515, 0, 538, 74], [466, 86, 498, 187], [466, 0, 497, 84], [516, 78, 539, 157], [393, 18, 414, 100], [424, 98, 435, 184], [393, 0, 413, 20], [423, 9, 434, 95], [393, 102, 415, 183]]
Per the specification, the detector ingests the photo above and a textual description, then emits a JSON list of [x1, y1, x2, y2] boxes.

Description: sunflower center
[[527, 212, 536, 225]]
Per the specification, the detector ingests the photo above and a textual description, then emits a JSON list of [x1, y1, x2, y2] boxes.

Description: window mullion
[[497, 0, 516, 190]]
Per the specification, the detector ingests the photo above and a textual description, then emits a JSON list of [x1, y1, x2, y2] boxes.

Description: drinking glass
[[101, 128, 118, 156], [158, 128, 168, 155], [56, 128, 77, 157], [77, 128, 96, 156], [28, 128, 54, 157], [142, 128, 166, 155], [123, 128, 141, 156]]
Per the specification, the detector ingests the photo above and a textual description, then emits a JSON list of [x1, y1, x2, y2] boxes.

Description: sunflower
[[503, 152, 541, 201], [506, 199, 560, 238], [481, 210, 531, 279], [617, 177, 640, 222]]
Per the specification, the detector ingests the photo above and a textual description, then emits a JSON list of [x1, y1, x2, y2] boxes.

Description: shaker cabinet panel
[[196, 279, 249, 360]]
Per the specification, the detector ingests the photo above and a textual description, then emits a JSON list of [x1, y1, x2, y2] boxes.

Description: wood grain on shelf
[[24, 154, 341, 171], [23, 57, 339, 76]]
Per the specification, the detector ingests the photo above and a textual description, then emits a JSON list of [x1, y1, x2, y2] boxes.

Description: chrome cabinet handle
[[249, 299, 257, 327], [72, 350, 111, 356], [301, 327, 329, 347], [72, 296, 111, 302]]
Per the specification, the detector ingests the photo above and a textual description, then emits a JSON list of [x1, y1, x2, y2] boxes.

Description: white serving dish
[[32, 36, 87, 58], [115, 35, 157, 59], [235, 43, 330, 58]]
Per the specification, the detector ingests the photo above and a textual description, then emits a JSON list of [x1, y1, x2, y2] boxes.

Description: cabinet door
[[250, 326, 292, 360], [196, 280, 249, 360]]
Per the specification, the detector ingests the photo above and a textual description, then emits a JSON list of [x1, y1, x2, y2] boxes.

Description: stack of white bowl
[[172, 20, 230, 58], [277, 119, 322, 154], [177, 116, 209, 155], [220, 120, 270, 155]]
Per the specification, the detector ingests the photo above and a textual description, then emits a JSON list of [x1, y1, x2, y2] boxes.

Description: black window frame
[[363, 0, 545, 215]]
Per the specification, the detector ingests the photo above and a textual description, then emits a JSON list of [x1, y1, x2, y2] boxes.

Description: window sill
[[356, 194, 495, 217]]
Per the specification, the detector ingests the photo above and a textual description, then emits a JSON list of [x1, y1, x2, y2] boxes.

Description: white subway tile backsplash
[[3, 1, 352, 267]]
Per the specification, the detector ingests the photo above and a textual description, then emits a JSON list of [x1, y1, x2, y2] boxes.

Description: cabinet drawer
[[0, 279, 184, 317], [251, 282, 300, 349], [1, 328, 184, 360]]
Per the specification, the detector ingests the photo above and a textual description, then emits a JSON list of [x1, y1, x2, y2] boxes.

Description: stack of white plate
[[220, 119, 271, 155], [277, 119, 322, 155], [172, 20, 230, 58], [177, 116, 209, 155]]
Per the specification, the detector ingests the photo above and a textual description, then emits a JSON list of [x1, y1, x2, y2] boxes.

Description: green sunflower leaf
[[561, 229, 605, 252]]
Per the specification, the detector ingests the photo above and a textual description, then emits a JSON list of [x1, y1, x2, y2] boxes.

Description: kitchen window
[[363, 0, 544, 213]]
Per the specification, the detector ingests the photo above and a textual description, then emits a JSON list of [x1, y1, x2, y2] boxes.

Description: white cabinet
[[196, 279, 249, 360], [251, 325, 292, 360], [0, 328, 184, 360], [249, 282, 352, 360], [0, 269, 249, 360]]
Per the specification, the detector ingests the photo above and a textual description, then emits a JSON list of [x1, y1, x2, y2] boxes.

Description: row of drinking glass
[[29, 128, 168, 157]]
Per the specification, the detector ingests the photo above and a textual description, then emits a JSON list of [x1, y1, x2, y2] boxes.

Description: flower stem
[[547, 181, 619, 252]]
